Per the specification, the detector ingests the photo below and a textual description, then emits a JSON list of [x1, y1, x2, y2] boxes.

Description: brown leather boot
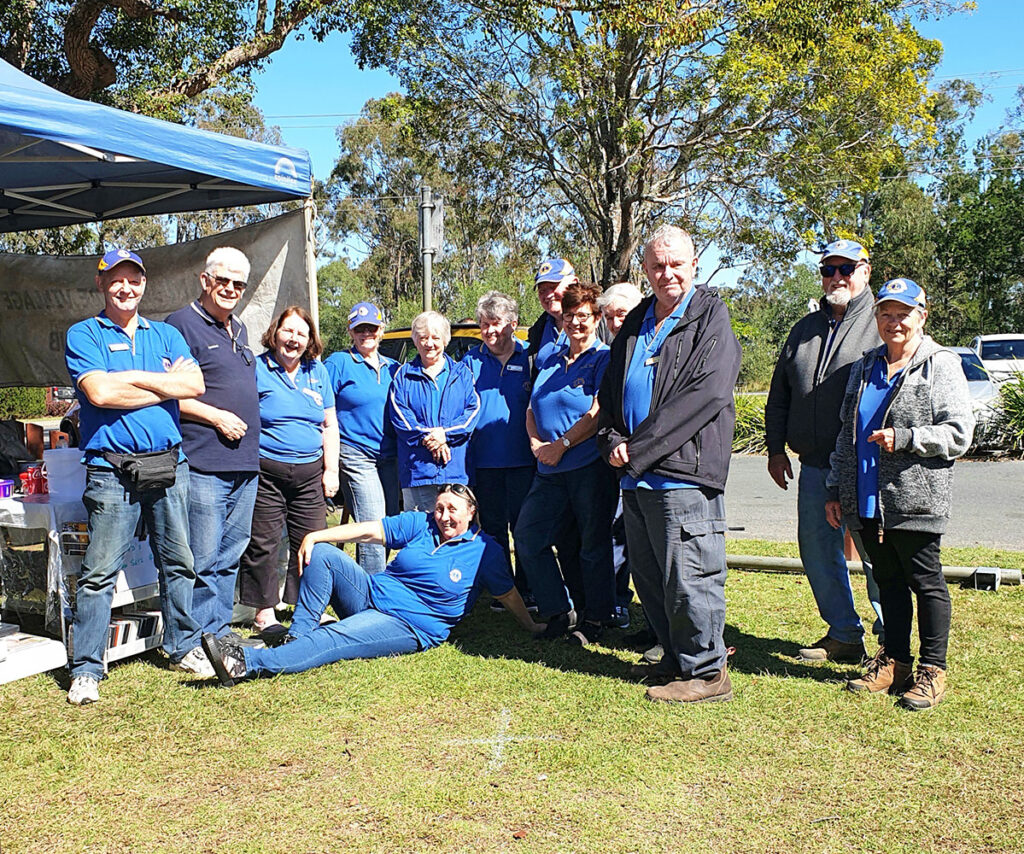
[[897, 664, 946, 710], [846, 648, 914, 695], [645, 665, 733, 704], [798, 634, 867, 663]]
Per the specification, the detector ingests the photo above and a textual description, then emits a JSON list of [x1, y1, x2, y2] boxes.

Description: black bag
[[102, 447, 179, 491]]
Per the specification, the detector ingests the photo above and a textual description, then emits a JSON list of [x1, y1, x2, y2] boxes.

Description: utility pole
[[419, 186, 435, 312]]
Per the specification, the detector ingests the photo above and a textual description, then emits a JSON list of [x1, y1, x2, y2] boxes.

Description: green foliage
[[733, 393, 767, 454], [994, 374, 1024, 455], [344, 0, 956, 283], [0, 387, 47, 419], [728, 265, 822, 389]]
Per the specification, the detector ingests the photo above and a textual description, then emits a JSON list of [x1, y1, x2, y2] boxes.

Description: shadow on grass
[[449, 604, 854, 685]]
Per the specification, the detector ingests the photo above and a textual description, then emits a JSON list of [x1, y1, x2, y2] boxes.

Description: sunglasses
[[819, 262, 864, 278], [436, 482, 478, 505], [227, 321, 254, 366], [208, 273, 248, 291]]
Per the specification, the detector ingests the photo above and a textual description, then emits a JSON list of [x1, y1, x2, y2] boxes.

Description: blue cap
[[97, 248, 145, 274], [875, 278, 926, 309], [348, 301, 385, 329], [535, 258, 576, 285], [820, 239, 869, 262]]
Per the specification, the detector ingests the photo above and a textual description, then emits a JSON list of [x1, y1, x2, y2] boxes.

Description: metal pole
[[726, 554, 1021, 587], [420, 185, 434, 312]]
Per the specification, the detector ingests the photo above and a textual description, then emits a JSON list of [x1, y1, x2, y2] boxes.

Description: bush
[[0, 387, 47, 420], [733, 393, 767, 454]]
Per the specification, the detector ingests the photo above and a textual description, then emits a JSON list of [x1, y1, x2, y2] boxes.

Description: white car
[[970, 334, 1024, 383]]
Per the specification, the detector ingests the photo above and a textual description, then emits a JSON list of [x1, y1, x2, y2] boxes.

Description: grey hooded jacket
[[826, 335, 975, 534]]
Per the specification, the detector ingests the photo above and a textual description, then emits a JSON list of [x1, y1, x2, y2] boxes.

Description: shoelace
[[913, 667, 938, 694]]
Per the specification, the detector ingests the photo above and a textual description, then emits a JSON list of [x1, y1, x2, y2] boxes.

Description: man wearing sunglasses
[[765, 239, 883, 664], [165, 247, 260, 643]]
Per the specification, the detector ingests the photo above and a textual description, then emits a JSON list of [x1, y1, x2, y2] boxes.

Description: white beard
[[825, 288, 851, 308]]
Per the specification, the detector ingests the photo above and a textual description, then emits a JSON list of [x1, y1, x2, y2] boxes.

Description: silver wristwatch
[[560, 436, 571, 449]]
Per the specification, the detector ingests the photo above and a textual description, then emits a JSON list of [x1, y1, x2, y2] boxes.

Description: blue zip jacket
[[389, 354, 481, 487]]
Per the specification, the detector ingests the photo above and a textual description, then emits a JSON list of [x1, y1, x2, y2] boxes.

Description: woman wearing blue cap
[[324, 302, 400, 574], [826, 279, 974, 710]]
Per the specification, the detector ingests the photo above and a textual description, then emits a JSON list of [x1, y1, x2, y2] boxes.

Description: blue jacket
[[389, 354, 481, 487]]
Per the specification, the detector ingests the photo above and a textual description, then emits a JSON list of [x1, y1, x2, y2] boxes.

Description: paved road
[[725, 454, 1024, 550]]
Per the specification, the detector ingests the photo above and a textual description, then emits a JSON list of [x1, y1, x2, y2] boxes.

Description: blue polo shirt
[[530, 338, 609, 474], [856, 357, 903, 519], [255, 351, 335, 464], [164, 301, 260, 474], [65, 313, 190, 467], [621, 290, 696, 490], [324, 348, 398, 458], [371, 511, 513, 648], [462, 341, 534, 469], [535, 314, 567, 366]]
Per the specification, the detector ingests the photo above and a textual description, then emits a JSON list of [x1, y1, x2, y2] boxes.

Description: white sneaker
[[67, 675, 100, 705], [172, 646, 216, 678]]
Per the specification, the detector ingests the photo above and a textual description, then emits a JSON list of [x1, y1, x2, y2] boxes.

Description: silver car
[[951, 346, 1000, 435]]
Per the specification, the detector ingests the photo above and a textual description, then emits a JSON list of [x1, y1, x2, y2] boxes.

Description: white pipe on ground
[[726, 554, 1021, 586]]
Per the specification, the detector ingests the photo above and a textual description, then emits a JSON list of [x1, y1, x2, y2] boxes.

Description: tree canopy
[[343, 0, 964, 284]]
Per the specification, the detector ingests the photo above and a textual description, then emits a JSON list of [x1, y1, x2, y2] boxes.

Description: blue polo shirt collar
[[430, 520, 482, 553], [96, 311, 150, 331]]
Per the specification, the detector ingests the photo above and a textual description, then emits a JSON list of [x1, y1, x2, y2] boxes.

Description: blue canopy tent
[[0, 59, 312, 229]]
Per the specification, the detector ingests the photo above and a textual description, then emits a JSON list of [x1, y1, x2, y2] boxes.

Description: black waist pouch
[[102, 447, 179, 491]]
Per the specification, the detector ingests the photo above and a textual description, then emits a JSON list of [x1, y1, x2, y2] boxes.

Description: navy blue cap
[[348, 301, 385, 328], [97, 248, 145, 274]]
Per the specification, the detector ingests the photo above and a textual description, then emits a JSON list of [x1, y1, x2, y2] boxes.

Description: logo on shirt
[[302, 388, 323, 407], [572, 377, 585, 388], [449, 568, 462, 583]]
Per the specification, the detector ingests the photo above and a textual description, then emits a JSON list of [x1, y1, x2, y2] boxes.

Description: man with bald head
[[598, 225, 741, 704]]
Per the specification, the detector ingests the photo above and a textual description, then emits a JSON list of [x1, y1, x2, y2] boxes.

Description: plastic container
[[0, 478, 14, 498], [43, 448, 86, 501]]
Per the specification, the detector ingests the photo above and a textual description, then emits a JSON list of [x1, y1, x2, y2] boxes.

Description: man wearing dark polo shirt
[[165, 247, 260, 641]]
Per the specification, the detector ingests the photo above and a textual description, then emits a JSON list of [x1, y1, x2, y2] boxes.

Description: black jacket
[[764, 286, 881, 468], [526, 311, 557, 381], [596, 287, 741, 492]]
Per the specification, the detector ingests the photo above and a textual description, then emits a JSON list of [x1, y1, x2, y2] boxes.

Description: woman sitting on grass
[[202, 484, 545, 684]]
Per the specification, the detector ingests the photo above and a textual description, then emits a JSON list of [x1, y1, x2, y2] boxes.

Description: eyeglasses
[[819, 262, 864, 278], [563, 311, 595, 323], [208, 273, 248, 291]]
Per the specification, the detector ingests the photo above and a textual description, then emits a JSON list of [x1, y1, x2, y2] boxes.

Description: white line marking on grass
[[445, 708, 561, 771]]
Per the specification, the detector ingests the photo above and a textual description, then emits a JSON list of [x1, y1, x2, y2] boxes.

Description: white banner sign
[[0, 209, 313, 387]]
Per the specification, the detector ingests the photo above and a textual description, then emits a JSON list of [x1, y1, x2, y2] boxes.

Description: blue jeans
[[513, 459, 619, 624], [71, 461, 200, 679], [474, 465, 535, 591], [337, 443, 399, 574], [798, 464, 883, 644], [623, 487, 728, 679], [187, 470, 258, 638], [243, 544, 420, 675]]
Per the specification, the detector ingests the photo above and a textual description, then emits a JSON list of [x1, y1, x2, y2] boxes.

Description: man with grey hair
[[165, 247, 260, 640], [463, 291, 536, 604], [598, 224, 741, 703], [765, 239, 883, 663]]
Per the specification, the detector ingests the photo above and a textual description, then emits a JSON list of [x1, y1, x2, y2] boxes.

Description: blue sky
[[253, 1, 1024, 182], [250, 2, 1023, 278]]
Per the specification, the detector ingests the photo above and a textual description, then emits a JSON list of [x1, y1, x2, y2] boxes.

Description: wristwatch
[[560, 436, 571, 449]]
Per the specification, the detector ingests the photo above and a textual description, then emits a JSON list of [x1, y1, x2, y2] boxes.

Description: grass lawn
[[2, 565, 1023, 853]]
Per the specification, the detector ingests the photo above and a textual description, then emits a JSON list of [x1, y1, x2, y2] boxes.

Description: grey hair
[[475, 290, 519, 325], [643, 224, 695, 258], [597, 282, 643, 311], [204, 246, 251, 280], [411, 310, 451, 345]]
